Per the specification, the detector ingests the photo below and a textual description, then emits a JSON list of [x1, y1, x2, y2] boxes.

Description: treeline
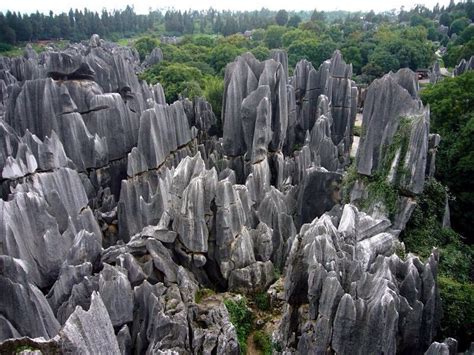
[[0, 6, 160, 44], [1, 1, 473, 75], [138, 1, 473, 91], [164, 9, 287, 36], [0, 7, 305, 45]]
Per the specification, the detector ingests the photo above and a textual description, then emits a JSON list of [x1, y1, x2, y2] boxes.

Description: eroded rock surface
[[0, 36, 448, 354]]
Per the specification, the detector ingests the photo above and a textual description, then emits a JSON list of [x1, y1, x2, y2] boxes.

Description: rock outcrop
[[350, 68, 431, 227], [453, 55, 474, 76], [0, 35, 447, 354], [277, 204, 441, 354]]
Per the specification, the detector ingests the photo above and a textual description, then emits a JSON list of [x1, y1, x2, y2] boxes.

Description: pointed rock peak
[[89, 34, 101, 48]]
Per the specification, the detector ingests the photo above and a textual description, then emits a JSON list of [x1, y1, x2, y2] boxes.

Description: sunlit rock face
[[0, 34, 444, 354], [277, 204, 441, 354]]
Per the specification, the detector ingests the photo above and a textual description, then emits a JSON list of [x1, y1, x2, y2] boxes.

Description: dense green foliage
[[224, 298, 253, 354], [130, 2, 474, 111], [401, 179, 473, 348], [253, 330, 272, 355], [140, 62, 204, 102], [415, 73, 474, 349], [253, 292, 271, 312], [438, 277, 474, 346], [0, 6, 159, 43], [134, 36, 159, 61], [420, 71, 474, 239]]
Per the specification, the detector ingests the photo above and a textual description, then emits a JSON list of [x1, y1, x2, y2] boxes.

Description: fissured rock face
[[0, 34, 445, 354]]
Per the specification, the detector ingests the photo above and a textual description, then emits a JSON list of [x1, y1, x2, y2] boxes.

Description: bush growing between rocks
[[194, 288, 215, 304], [224, 298, 253, 354], [401, 178, 473, 349], [253, 330, 272, 355], [253, 292, 270, 312]]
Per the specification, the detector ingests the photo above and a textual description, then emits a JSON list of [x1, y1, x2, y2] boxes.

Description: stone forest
[[0, 3, 473, 354]]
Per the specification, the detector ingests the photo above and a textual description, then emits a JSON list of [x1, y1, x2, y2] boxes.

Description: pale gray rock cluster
[[351, 68, 433, 228], [0, 35, 451, 354], [291, 50, 357, 165], [277, 204, 442, 355], [0, 35, 240, 354], [142, 47, 164, 68], [453, 55, 474, 76]]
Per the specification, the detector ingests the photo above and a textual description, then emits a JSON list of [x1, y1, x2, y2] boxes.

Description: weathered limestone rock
[[297, 167, 342, 226], [222, 53, 287, 165], [292, 51, 357, 162], [188, 296, 239, 354], [309, 97, 339, 171], [425, 338, 458, 355], [142, 47, 163, 68], [214, 177, 248, 278], [0, 256, 60, 341], [60, 291, 121, 354], [126, 101, 192, 176], [132, 281, 189, 353], [173, 168, 217, 254], [241, 85, 272, 163], [278, 205, 441, 354], [228, 260, 274, 293], [426, 133, 441, 178], [46, 263, 94, 318], [98, 264, 134, 327], [0, 37, 451, 355], [356, 70, 424, 177], [453, 55, 474, 76]]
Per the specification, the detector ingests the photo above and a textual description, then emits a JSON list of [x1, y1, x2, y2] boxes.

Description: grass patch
[[195, 288, 215, 303], [0, 46, 23, 57], [253, 330, 272, 355], [253, 292, 270, 312], [224, 297, 253, 354], [353, 125, 362, 137]]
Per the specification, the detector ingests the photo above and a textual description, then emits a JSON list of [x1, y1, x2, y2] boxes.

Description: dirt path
[[246, 331, 260, 355]]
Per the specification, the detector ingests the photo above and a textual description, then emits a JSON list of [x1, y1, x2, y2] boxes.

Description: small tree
[[275, 10, 288, 26], [264, 25, 287, 49], [287, 15, 302, 28], [134, 36, 159, 61]]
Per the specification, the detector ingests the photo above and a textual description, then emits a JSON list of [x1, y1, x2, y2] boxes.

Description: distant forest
[[0, 2, 472, 43]]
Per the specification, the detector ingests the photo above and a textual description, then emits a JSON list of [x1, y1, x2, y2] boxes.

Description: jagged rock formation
[[350, 68, 432, 230], [276, 204, 441, 354], [453, 55, 474, 76], [0, 35, 449, 354], [142, 47, 163, 68], [291, 50, 357, 166]]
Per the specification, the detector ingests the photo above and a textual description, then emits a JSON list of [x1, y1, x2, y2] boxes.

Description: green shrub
[[401, 178, 473, 348], [140, 62, 204, 102], [438, 276, 474, 349], [195, 288, 215, 303], [0, 42, 14, 52], [420, 72, 474, 238], [353, 125, 362, 137], [134, 36, 159, 61], [253, 330, 272, 355], [254, 292, 270, 312], [224, 298, 253, 354]]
